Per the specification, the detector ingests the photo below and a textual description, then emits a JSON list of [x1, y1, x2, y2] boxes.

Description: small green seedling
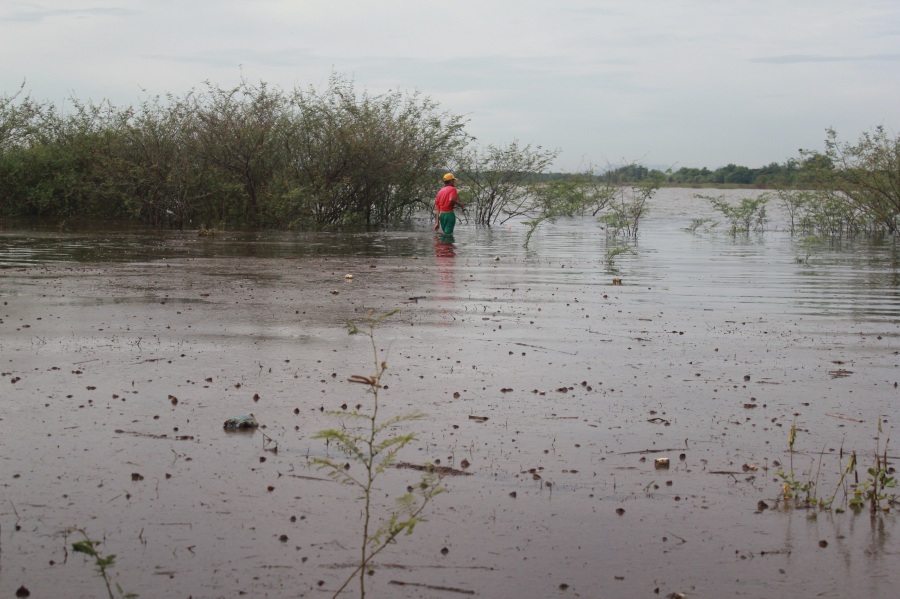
[[70, 529, 137, 599], [311, 310, 444, 598]]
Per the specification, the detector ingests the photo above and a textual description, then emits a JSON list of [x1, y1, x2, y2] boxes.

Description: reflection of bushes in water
[[311, 310, 443, 598]]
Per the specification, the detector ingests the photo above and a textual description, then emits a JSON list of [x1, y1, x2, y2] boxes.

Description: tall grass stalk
[[849, 419, 897, 513], [772, 419, 897, 513]]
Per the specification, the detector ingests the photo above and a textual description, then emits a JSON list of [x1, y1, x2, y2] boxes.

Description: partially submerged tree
[[698, 193, 769, 234], [454, 141, 559, 226], [0, 95, 128, 220], [802, 126, 900, 233], [188, 80, 288, 226], [523, 167, 617, 247], [312, 310, 443, 598], [776, 188, 871, 236], [113, 93, 221, 228], [599, 173, 662, 238], [0, 75, 468, 228], [277, 74, 468, 227]]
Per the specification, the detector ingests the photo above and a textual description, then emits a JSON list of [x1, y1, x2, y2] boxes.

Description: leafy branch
[[311, 309, 443, 598], [69, 528, 137, 599]]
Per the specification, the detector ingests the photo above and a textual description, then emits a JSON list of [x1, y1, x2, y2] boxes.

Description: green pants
[[439, 211, 457, 234]]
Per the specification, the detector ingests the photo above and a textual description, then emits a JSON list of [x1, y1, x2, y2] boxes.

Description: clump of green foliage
[[683, 218, 717, 234], [521, 167, 617, 248], [776, 189, 874, 236], [849, 421, 897, 513], [0, 74, 467, 228], [196, 226, 220, 237], [775, 420, 824, 508], [312, 310, 443, 598], [600, 177, 660, 238], [604, 245, 634, 272], [697, 193, 769, 234], [772, 419, 898, 513], [69, 529, 137, 599], [517, 163, 659, 247], [454, 141, 560, 227], [801, 126, 900, 234]]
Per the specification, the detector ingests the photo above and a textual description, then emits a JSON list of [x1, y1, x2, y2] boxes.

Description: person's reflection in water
[[434, 233, 456, 326], [435, 233, 456, 258]]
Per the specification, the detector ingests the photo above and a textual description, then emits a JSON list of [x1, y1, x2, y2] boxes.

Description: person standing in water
[[434, 173, 465, 235]]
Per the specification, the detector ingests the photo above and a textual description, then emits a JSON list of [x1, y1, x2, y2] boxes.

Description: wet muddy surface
[[1, 189, 899, 598]]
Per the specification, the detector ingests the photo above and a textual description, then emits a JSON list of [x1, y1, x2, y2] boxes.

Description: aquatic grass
[[830, 450, 856, 512], [311, 309, 444, 598], [774, 420, 845, 510], [771, 419, 897, 514], [774, 419, 819, 506], [849, 420, 897, 513]]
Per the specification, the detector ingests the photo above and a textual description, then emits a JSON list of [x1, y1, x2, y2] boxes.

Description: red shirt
[[435, 185, 459, 212]]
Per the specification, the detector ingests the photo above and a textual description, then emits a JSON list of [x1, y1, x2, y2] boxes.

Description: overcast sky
[[2, 0, 899, 171]]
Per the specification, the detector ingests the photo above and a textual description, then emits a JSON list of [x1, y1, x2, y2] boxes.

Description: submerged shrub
[[0, 75, 468, 228]]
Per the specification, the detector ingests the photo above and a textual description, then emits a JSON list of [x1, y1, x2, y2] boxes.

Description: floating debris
[[394, 461, 471, 476], [224, 414, 258, 430]]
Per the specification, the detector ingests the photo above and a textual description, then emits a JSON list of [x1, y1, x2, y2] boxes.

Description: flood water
[[1, 188, 899, 598]]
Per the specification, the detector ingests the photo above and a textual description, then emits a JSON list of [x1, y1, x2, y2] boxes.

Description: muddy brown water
[[1, 189, 899, 598]]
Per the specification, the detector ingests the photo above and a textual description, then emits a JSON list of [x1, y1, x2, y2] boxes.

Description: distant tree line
[[586, 159, 829, 188], [537, 129, 900, 235], [523, 159, 825, 188]]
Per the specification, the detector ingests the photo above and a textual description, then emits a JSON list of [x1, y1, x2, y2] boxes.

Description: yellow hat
[[442, 173, 457, 182]]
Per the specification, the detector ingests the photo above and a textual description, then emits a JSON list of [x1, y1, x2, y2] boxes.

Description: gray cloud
[[144, 48, 320, 70], [1, 6, 136, 22], [3, 0, 899, 169], [752, 53, 900, 64]]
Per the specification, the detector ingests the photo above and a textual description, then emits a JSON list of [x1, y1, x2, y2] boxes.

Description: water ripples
[[2, 189, 898, 322]]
